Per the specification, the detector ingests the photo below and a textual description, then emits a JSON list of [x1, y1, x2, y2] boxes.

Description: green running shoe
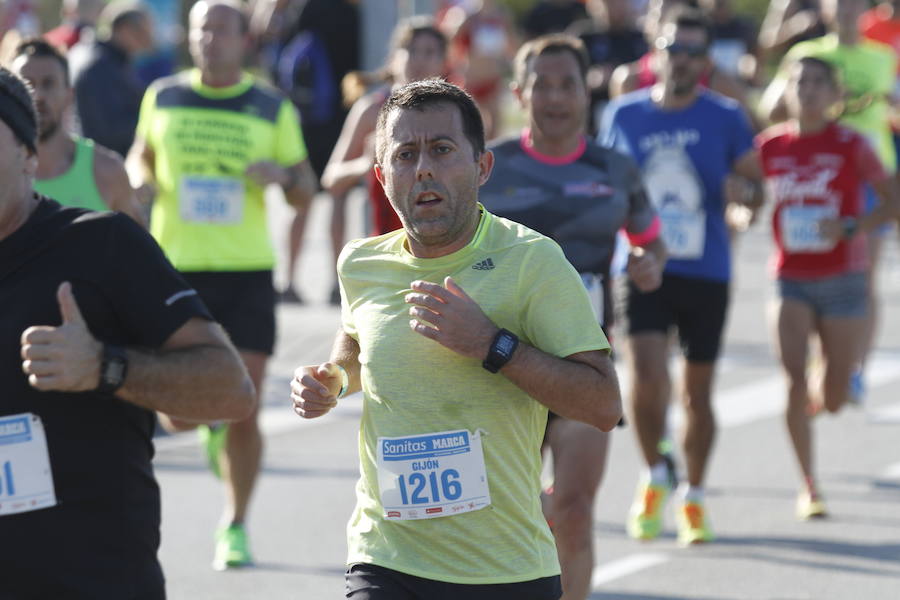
[[213, 524, 253, 570], [676, 501, 714, 546], [198, 424, 227, 479], [627, 481, 671, 540]]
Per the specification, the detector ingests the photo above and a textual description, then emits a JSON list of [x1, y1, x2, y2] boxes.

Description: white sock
[[680, 484, 704, 504], [648, 460, 670, 485]]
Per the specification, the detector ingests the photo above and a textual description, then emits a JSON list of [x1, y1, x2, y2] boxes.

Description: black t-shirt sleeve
[[97, 214, 212, 348]]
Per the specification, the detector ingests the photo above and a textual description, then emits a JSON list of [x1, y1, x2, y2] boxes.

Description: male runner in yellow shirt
[[292, 78, 622, 599], [128, 0, 316, 570]]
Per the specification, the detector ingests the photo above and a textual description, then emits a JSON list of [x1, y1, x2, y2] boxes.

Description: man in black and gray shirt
[[479, 34, 666, 600]]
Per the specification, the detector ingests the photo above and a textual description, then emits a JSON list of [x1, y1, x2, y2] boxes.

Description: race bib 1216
[[377, 429, 491, 521]]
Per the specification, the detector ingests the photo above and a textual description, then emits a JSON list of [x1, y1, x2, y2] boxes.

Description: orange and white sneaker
[[627, 481, 671, 540], [676, 501, 714, 546], [796, 492, 828, 520]]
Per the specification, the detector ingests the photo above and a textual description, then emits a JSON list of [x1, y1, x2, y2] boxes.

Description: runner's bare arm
[[283, 159, 317, 210], [405, 278, 622, 431], [821, 175, 900, 242], [93, 143, 148, 227], [609, 62, 640, 98], [321, 95, 381, 197], [759, 75, 789, 124], [125, 135, 157, 205], [291, 329, 361, 419], [20, 283, 255, 420], [244, 159, 317, 210], [731, 149, 765, 208], [627, 237, 666, 292]]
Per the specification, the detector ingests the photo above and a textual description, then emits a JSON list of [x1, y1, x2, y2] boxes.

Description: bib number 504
[[397, 469, 462, 505]]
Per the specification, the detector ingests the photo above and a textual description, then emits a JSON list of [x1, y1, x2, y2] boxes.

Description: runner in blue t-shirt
[[598, 7, 761, 546]]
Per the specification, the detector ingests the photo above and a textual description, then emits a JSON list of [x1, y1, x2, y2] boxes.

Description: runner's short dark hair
[[795, 56, 840, 87], [14, 38, 70, 85], [514, 34, 589, 88], [661, 5, 712, 44], [98, 1, 149, 39], [375, 78, 485, 164]]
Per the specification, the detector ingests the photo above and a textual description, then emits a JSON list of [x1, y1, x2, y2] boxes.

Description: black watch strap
[[97, 344, 129, 395], [482, 329, 519, 374]]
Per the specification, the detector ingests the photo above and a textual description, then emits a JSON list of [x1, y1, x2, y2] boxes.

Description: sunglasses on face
[[655, 39, 708, 58]]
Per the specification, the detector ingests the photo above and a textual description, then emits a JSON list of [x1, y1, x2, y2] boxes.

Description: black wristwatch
[[97, 344, 128, 395], [482, 329, 519, 374]]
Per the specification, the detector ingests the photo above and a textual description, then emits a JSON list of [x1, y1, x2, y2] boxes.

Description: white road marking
[[867, 401, 900, 424], [881, 462, 900, 480], [591, 553, 669, 588], [614, 353, 900, 431]]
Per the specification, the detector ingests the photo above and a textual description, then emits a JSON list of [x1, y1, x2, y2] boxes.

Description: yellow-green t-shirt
[[339, 208, 610, 584], [779, 34, 897, 170], [135, 69, 307, 271]]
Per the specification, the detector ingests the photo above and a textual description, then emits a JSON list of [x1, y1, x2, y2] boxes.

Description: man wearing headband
[[12, 38, 145, 224], [0, 66, 254, 598]]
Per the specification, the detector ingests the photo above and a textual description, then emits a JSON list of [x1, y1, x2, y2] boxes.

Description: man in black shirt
[[0, 66, 255, 598]]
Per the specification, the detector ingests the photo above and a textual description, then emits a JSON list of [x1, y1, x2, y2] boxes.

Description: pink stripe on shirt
[[519, 128, 586, 165], [625, 215, 661, 246]]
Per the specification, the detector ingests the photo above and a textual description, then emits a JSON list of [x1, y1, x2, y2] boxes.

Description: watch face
[[496, 333, 516, 356], [105, 359, 126, 385]]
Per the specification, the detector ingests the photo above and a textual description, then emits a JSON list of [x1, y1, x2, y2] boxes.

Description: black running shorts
[[345, 564, 562, 600], [626, 273, 730, 362], [182, 270, 276, 355]]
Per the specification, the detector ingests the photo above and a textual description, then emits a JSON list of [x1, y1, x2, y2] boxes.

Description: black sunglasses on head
[[655, 39, 708, 57]]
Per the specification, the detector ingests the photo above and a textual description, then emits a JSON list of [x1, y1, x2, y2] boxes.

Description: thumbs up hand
[[20, 282, 103, 392]]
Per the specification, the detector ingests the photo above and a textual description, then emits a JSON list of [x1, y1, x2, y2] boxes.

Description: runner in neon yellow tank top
[[11, 40, 144, 225], [33, 136, 105, 212], [292, 79, 622, 599], [128, 0, 318, 572]]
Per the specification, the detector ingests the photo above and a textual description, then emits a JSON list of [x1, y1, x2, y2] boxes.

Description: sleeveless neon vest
[[33, 136, 106, 211]]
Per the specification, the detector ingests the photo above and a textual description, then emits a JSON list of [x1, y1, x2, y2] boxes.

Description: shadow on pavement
[[153, 461, 358, 479], [590, 591, 727, 600], [706, 535, 900, 577], [248, 562, 345, 577]]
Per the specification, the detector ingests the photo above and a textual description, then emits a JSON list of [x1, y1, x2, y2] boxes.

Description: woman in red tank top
[[734, 57, 900, 521], [321, 18, 450, 238]]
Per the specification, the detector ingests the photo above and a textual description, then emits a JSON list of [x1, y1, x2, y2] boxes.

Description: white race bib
[[179, 176, 244, 224], [0, 413, 57, 516], [377, 429, 491, 520], [781, 205, 837, 253], [660, 209, 706, 259]]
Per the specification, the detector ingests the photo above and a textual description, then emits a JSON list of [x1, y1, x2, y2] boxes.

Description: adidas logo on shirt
[[472, 258, 495, 270]]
